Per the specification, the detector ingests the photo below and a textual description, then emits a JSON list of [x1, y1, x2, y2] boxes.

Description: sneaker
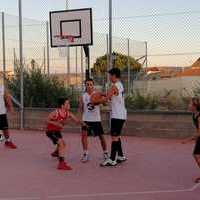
[[51, 150, 59, 157], [117, 156, 127, 163], [81, 153, 90, 163], [100, 158, 117, 167], [194, 177, 200, 183], [103, 152, 110, 160], [5, 141, 17, 149], [57, 161, 72, 170]]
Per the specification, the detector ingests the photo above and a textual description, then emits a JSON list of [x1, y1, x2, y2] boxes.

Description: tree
[[8, 65, 73, 108], [93, 52, 142, 75]]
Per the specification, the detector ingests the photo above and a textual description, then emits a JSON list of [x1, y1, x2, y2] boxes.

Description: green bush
[[125, 90, 159, 110], [8, 66, 78, 108]]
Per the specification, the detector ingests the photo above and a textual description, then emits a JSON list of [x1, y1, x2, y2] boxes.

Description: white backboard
[[50, 8, 93, 47]]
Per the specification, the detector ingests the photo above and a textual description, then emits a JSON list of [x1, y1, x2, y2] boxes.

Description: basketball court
[[0, 130, 200, 200]]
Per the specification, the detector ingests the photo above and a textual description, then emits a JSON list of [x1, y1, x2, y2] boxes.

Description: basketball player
[[79, 78, 109, 163], [46, 97, 86, 170], [187, 97, 200, 182], [0, 77, 17, 149], [101, 68, 127, 167]]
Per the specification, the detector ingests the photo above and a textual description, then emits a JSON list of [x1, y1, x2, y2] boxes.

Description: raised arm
[[107, 85, 119, 100], [4, 89, 14, 112]]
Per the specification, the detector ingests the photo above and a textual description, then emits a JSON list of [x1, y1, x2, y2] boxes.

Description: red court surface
[[0, 130, 200, 200]]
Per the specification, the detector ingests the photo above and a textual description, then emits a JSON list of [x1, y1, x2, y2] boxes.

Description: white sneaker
[[100, 158, 117, 167], [81, 153, 90, 163], [103, 152, 110, 160], [117, 156, 127, 163]]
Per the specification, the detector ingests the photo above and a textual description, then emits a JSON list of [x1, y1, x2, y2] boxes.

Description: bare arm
[[188, 100, 195, 112], [4, 89, 14, 112], [107, 85, 119, 100], [78, 96, 84, 113], [69, 112, 87, 127]]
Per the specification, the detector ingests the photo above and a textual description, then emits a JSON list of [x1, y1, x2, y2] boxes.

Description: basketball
[[91, 92, 107, 105]]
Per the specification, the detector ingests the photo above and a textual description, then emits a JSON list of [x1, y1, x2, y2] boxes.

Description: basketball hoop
[[54, 34, 75, 44], [54, 34, 75, 57]]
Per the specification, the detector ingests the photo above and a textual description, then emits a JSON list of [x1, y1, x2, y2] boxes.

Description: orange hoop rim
[[54, 34, 75, 42]]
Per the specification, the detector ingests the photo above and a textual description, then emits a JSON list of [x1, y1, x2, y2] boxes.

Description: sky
[[1, 0, 200, 72]]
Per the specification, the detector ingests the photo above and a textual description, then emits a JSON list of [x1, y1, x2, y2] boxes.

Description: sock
[[110, 141, 118, 161], [59, 157, 65, 162], [84, 150, 89, 155], [117, 139, 124, 157], [103, 150, 108, 154]]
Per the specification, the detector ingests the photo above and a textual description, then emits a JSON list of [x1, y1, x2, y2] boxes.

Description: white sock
[[84, 150, 89, 155]]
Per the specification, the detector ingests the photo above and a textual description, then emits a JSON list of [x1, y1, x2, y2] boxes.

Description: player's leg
[[81, 124, 90, 163], [57, 138, 72, 170], [99, 135, 109, 159], [46, 131, 72, 170], [193, 136, 200, 182], [93, 122, 109, 159], [0, 114, 17, 149], [101, 119, 127, 166], [100, 119, 120, 167], [194, 155, 200, 183]]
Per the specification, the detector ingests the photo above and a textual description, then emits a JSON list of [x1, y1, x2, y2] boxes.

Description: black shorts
[[46, 131, 62, 145], [193, 114, 200, 129], [193, 137, 200, 155], [111, 118, 125, 136], [82, 121, 104, 137], [0, 114, 8, 130]]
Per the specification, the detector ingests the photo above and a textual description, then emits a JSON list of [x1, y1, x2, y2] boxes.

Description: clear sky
[[1, 0, 200, 71]]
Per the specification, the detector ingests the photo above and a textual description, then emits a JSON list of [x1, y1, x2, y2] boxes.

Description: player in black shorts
[[79, 79, 109, 163], [101, 68, 127, 167], [0, 83, 17, 149], [186, 97, 200, 182]]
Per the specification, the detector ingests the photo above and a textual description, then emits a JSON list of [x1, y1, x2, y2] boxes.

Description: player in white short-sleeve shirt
[[101, 68, 127, 167]]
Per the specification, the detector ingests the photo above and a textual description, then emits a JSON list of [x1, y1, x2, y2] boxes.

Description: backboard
[[50, 8, 93, 47]]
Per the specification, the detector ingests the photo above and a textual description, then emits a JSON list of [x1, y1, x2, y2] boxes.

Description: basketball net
[[54, 34, 75, 57]]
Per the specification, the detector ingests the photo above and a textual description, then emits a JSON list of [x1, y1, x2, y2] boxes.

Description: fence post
[[19, 0, 24, 129], [2, 12, 6, 83], [109, 0, 113, 70], [75, 46, 78, 86], [145, 41, 148, 68], [127, 38, 130, 95], [46, 21, 50, 75], [43, 47, 46, 73], [106, 34, 109, 91], [81, 47, 84, 90]]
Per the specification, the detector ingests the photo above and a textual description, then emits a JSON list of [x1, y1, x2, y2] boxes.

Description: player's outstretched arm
[[69, 112, 87, 127], [181, 135, 197, 144]]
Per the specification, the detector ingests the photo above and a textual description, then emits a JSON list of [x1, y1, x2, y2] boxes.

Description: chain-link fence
[[1, 1, 200, 130]]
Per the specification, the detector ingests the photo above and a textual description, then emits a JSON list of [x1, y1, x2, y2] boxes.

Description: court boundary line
[[1, 183, 199, 200]]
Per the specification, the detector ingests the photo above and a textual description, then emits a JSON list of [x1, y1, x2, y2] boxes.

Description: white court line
[[0, 183, 200, 200]]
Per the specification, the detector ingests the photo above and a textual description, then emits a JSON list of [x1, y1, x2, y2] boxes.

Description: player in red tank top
[[46, 97, 86, 171]]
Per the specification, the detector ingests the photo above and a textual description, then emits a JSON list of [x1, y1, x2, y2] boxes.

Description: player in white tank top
[[82, 91, 101, 122], [0, 82, 17, 149], [100, 68, 127, 167], [79, 78, 108, 162]]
